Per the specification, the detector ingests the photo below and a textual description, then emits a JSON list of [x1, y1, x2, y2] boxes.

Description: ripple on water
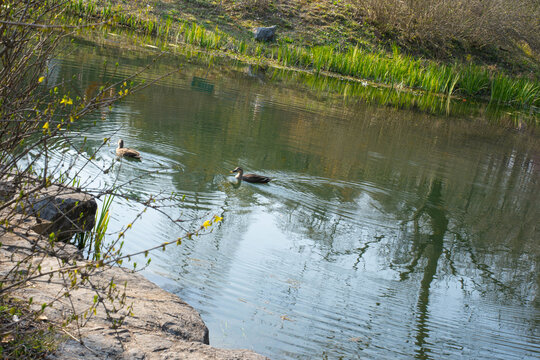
[[44, 48, 540, 360]]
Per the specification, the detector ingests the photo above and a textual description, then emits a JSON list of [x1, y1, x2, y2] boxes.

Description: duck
[[231, 167, 271, 183], [116, 139, 141, 159]]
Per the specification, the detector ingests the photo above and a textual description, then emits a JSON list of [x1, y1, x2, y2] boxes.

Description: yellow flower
[[202, 220, 212, 229], [60, 97, 73, 105], [214, 215, 223, 223], [42, 122, 49, 130], [38, 76, 45, 83]]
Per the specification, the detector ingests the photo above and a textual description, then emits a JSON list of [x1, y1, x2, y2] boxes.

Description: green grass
[[458, 63, 491, 97], [74, 193, 113, 260], [64, 0, 540, 109], [0, 298, 56, 358], [513, 78, 540, 106]]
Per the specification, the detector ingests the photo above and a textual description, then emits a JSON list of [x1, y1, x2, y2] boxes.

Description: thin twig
[[0, 20, 109, 29]]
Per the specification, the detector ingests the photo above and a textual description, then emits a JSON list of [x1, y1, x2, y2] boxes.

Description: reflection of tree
[[400, 179, 447, 279], [401, 179, 448, 359]]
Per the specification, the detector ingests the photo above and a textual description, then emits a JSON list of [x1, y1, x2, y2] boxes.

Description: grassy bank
[[65, 0, 539, 109]]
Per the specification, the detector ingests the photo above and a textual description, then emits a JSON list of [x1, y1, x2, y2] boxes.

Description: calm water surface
[[49, 41, 539, 359]]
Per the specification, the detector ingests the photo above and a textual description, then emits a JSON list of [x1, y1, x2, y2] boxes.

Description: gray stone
[[254, 26, 277, 42], [16, 185, 97, 241], [0, 179, 16, 202]]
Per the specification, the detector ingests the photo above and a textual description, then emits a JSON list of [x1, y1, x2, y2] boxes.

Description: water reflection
[[47, 41, 540, 359], [400, 179, 448, 359], [191, 76, 215, 94]]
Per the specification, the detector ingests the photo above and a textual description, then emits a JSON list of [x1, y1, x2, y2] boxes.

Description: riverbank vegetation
[[0, 0, 222, 355], [64, 0, 539, 109], [0, 0, 537, 356]]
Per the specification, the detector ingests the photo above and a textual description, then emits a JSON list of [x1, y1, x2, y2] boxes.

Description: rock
[[15, 185, 97, 241], [254, 26, 276, 42], [0, 179, 16, 202], [0, 233, 268, 360], [1, 181, 269, 360]]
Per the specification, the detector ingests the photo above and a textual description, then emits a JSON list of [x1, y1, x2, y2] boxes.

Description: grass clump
[[0, 297, 56, 358], [458, 64, 491, 97], [74, 193, 114, 260]]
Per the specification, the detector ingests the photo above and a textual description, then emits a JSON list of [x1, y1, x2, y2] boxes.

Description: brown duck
[[231, 167, 271, 183], [116, 139, 141, 159]]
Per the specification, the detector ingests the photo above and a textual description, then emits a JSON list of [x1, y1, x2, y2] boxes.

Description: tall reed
[[74, 193, 113, 260]]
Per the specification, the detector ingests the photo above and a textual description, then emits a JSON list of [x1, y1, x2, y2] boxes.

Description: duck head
[[231, 167, 243, 179]]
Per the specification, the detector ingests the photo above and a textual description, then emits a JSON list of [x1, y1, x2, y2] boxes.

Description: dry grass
[[229, 0, 274, 14], [351, 0, 540, 58], [216, 0, 539, 73]]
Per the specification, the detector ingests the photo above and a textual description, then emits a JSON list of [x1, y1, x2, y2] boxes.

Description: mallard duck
[[231, 167, 271, 183], [116, 139, 141, 159]]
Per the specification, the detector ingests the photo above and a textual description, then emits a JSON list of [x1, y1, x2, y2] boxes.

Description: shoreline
[[0, 185, 267, 359], [65, 0, 539, 110], [0, 232, 268, 359]]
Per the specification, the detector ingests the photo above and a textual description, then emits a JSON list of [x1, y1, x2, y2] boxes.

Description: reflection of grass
[[268, 67, 538, 126], [66, 1, 539, 108], [67, 24, 538, 127]]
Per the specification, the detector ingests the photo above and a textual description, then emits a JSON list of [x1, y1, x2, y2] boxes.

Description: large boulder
[[0, 179, 16, 202], [15, 184, 97, 241], [254, 25, 277, 42]]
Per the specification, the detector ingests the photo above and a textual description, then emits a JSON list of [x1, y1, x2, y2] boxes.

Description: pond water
[[49, 40, 539, 359]]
